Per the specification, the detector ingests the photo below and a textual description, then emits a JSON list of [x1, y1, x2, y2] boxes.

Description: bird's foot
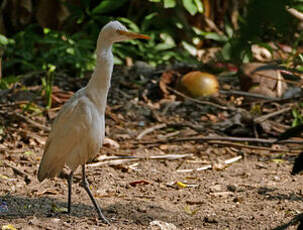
[[98, 212, 110, 225]]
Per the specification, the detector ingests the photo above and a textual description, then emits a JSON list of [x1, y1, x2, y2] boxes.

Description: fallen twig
[[23, 130, 46, 145], [177, 165, 212, 173], [208, 141, 301, 154], [177, 155, 242, 173], [133, 135, 303, 145], [254, 106, 292, 123], [158, 130, 180, 139], [167, 86, 234, 111], [88, 158, 138, 167], [149, 154, 194, 160], [136, 123, 167, 140], [88, 154, 194, 167], [3, 161, 31, 179], [166, 122, 206, 133], [224, 155, 243, 164], [15, 113, 50, 132], [220, 89, 277, 100]]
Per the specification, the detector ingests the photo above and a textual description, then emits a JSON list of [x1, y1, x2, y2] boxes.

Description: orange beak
[[117, 30, 150, 40]]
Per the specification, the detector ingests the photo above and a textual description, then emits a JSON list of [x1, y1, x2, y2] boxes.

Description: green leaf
[[43, 28, 51, 35], [142, 13, 158, 31], [194, 0, 203, 13], [222, 42, 232, 60], [182, 0, 198, 15], [293, 3, 303, 11], [155, 33, 175, 50], [241, 51, 250, 63], [155, 43, 174, 50], [92, 0, 128, 15], [225, 23, 233, 38], [182, 41, 197, 56], [66, 47, 75, 55], [0, 34, 8, 46], [164, 0, 176, 8], [204, 32, 228, 42], [118, 18, 140, 32]]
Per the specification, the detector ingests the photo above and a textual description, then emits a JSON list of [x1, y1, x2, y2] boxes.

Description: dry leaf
[[2, 225, 16, 230], [129, 180, 150, 187], [103, 137, 120, 149], [176, 181, 187, 188], [184, 205, 199, 216], [239, 63, 288, 98]]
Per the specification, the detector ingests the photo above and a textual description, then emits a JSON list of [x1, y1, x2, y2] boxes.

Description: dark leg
[[67, 171, 74, 213], [82, 165, 109, 224]]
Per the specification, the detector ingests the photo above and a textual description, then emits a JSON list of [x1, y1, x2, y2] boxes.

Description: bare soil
[[0, 67, 302, 230]]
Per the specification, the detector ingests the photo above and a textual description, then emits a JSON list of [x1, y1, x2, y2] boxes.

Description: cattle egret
[[37, 21, 150, 224]]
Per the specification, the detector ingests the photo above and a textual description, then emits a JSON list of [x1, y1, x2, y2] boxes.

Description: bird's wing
[[37, 96, 103, 181]]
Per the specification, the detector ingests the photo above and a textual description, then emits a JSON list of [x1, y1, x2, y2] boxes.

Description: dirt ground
[[0, 67, 303, 230], [0, 153, 302, 230]]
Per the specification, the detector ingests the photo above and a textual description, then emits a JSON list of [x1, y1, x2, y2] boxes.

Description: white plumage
[[37, 21, 149, 223]]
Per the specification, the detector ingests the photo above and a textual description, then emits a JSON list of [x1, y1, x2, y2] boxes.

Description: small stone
[[204, 216, 218, 224], [233, 196, 244, 203], [227, 184, 237, 192], [210, 184, 222, 192], [149, 220, 178, 230], [273, 176, 280, 182]]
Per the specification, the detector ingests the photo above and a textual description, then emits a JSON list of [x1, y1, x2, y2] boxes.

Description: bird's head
[[99, 21, 150, 44]]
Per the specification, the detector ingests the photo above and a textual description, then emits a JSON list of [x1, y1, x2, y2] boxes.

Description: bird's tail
[[37, 157, 65, 182], [37, 144, 66, 182], [37, 163, 46, 182]]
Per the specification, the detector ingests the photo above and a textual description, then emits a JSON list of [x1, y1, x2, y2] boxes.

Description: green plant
[[4, 25, 96, 78], [222, 0, 298, 64], [41, 64, 56, 109], [113, 17, 198, 66], [4, 0, 236, 79], [0, 75, 20, 89], [292, 104, 303, 127], [0, 33, 9, 53], [64, 0, 206, 65]]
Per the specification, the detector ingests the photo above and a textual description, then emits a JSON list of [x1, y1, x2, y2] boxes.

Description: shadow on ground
[[257, 187, 303, 202], [0, 195, 202, 228], [272, 213, 303, 230]]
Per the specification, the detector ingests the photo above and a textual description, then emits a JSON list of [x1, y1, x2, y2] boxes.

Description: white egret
[[37, 21, 150, 224]]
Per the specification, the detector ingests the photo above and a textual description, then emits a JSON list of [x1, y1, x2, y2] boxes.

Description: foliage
[[223, 0, 300, 63], [0, 34, 9, 48], [4, 0, 240, 77], [3, 25, 96, 77], [63, 0, 206, 66], [292, 104, 303, 127], [42, 64, 56, 109], [1, 0, 303, 83]]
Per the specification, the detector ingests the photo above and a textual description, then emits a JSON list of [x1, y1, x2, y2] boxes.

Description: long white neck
[[86, 40, 113, 115]]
